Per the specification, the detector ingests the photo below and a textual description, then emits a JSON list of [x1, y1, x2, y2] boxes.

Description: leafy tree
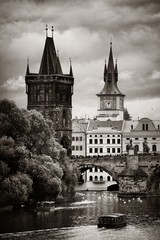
[[0, 99, 78, 206], [0, 172, 32, 206]]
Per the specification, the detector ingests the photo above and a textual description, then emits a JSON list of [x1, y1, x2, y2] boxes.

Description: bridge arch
[[78, 163, 119, 180], [77, 163, 119, 191]]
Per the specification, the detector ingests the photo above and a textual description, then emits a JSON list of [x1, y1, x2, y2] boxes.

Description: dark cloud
[[0, 0, 159, 119]]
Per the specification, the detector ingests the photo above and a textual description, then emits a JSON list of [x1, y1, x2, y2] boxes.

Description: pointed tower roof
[[98, 42, 124, 96], [26, 57, 30, 75], [39, 31, 63, 75], [107, 42, 114, 74], [69, 58, 73, 76]]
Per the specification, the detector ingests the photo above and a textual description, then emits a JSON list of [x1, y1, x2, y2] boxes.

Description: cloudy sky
[[0, 0, 160, 120]]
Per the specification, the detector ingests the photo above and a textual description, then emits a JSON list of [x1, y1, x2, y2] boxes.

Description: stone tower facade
[[97, 43, 125, 121], [25, 28, 74, 155]]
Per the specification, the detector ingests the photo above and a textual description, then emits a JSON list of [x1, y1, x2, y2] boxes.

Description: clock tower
[[96, 43, 125, 121], [25, 26, 74, 155]]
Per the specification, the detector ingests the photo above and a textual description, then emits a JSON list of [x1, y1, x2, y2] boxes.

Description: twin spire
[[45, 24, 54, 38]]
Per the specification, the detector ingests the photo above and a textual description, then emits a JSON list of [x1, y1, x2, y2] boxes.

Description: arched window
[[89, 176, 93, 181], [152, 145, 157, 152], [107, 176, 111, 181], [126, 145, 129, 152], [100, 176, 103, 181], [95, 176, 98, 181], [131, 124, 133, 130], [135, 145, 139, 152]]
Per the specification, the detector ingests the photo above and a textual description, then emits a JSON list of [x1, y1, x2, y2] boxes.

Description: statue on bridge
[[143, 139, 150, 153], [127, 139, 137, 156]]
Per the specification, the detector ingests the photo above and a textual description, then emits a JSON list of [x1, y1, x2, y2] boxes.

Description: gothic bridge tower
[[97, 43, 125, 121], [25, 26, 74, 155]]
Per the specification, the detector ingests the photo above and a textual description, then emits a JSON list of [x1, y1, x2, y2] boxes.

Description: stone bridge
[[70, 155, 160, 194]]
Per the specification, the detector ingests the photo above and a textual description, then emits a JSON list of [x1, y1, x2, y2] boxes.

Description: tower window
[[62, 109, 67, 127]]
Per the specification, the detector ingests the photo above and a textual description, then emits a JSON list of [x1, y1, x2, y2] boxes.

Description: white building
[[87, 120, 122, 156]]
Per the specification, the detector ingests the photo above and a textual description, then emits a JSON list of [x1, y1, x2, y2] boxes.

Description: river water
[[0, 191, 160, 240]]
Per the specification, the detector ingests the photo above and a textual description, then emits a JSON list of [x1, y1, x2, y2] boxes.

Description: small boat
[[97, 213, 127, 228], [36, 201, 55, 211]]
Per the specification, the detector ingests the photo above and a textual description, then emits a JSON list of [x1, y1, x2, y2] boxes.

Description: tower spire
[[46, 24, 48, 37], [51, 26, 54, 38], [26, 57, 30, 75], [69, 58, 73, 76]]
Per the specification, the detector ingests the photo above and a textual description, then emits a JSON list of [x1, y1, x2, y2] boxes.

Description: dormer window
[[142, 123, 148, 131]]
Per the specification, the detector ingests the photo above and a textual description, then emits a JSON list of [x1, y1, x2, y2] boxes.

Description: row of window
[[126, 137, 157, 140], [89, 167, 103, 172], [72, 145, 83, 151], [89, 139, 121, 144], [89, 148, 121, 154], [89, 134, 120, 138], [72, 145, 157, 153], [72, 137, 83, 141], [89, 176, 111, 181]]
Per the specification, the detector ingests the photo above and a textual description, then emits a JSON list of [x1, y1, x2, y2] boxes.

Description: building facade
[[25, 27, 74, 154]]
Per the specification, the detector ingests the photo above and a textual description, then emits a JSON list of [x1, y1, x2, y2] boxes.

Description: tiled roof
[[88, 120, 123, 131], [72, 120, 88, 132]]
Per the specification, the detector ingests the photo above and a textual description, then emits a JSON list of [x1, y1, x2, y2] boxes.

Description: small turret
[[104, 59, 107, 82], [26, 57, 30, 75], [115, 59, 118, 82], [69, 58, 73, 76]]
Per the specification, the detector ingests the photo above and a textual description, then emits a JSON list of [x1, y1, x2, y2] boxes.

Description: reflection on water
[[0, 192, 160, 240]]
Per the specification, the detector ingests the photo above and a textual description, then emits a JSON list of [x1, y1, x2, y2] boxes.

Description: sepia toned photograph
[[0, 0, 160, 239]]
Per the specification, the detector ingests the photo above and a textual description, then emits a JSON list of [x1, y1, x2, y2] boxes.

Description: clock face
[[105, 100, 112, 109]]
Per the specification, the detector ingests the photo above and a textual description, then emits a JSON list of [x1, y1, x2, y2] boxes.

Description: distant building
[[72, 43, 160, 157], [122, 118, 160, 154], [25, 26, 74, 154], [87, 120, 122, 156]]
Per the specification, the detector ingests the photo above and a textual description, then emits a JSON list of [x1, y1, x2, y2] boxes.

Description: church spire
[[107, 41, 114, 80], [69, 58, 73, 76], [26, 57, 30, 75]]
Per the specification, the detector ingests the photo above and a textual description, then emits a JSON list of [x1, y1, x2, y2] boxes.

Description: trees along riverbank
[[0, 99, 79, 208]]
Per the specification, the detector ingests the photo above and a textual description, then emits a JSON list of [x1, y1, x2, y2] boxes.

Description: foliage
[[148, 166, 160, 193], [0, 99, 78, 206]]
